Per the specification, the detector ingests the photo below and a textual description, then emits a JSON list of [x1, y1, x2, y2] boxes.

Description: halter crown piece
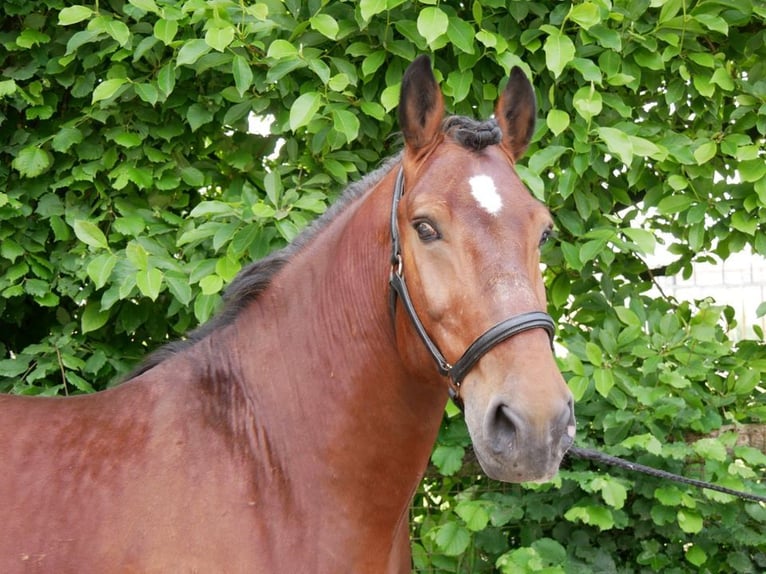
[[388, 167, 557, 408]]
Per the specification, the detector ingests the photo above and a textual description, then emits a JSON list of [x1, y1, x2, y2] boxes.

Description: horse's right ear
[[398, 55, 445, 154]]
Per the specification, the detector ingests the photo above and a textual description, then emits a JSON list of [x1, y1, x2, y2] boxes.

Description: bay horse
[[0, 56, 574, 573]]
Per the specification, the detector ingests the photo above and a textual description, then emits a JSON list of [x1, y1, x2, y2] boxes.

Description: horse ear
[[495, 67, 536, 161], [398, 55, 445, 153]]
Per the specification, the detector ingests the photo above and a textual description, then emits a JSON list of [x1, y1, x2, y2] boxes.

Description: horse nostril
[[559, 397, 576, 446], [489, 403, 519, 455]]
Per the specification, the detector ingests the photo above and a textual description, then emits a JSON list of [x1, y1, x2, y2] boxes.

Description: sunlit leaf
[[289, 91, 322, 131]]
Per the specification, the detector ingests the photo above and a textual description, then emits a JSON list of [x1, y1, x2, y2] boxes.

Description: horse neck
[[212, 168, 447, 536]]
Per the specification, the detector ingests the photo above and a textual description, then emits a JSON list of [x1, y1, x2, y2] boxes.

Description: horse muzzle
[[468, 393, 575, 483]]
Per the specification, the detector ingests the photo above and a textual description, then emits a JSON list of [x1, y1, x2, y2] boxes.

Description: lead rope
[[567, 445, 766, 503]]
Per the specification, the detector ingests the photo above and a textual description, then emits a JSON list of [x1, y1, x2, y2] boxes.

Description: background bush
[[1, 0, 764, 571]]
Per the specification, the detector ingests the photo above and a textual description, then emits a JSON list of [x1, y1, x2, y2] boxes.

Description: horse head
[[392, 56, 575, 483]]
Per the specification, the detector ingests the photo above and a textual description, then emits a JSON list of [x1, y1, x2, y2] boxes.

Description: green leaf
[[86, 253, 117, 289], [190, 200, 237, 218], [622, 433, 663, 455], [546, 109, 570, 136], [181, 166, 205, 187], [128, 0, 160, 13], [543, 28, 575, 78], [266, 39, 298, 60], [81, 303, 110, 334], [289, 91, 322, 131], [677, 509, 703, 534], [232, 55, 253, 96], [360, 0, 387, 22], [594, 367, 614, 397], [693, 141, 717, 164], [569, 2, 601, 29], [205, 25, 235, 52], [567, 375, 589, 401], [431, 444, 464, 475], [177, 39, 212, 67], [166, 275, 193, 306], [154, 19, 178, 44], [592, 477, 628, 509], [362, 51, 386, 77], [455, 500, 490, 532], [113, 131, 142, 148], [310, 14, 339, 39], [585, 341, 603, 366], [475, 29, 497, 48], [194, 292, 220, 323], [731, 211, 757, 235], [432, 522, 471, 556], [572, 85, 602, 120], [656, 194, 694, 214], [187, 103, 214, 132], [74, 220, 109, 250], [0, 78, 17, 97], [51, 127, 83, 153], [446, 69, 472, 103], [17, 29, 51, 49], [157, 63, 175, 95], [199, 274, 223, 295], [104, 19, 130, 46], [579, 238, 606, 263], [711, 67, 734, 91], [693, 438, 727, 462], [659, 370, 690, 389], [614, 306, 640, 327], [59, 5, 93, 25], [685, 545, 707, 567], [136, 268, 163, 300], [0, 240, 23, 263], [381, 82, 400, 112], [0, 357, 32, 378], [92, 78, 127, 103], [529, 145, 568, 174], [622, 227, 656, 254], [134, 82, 158, 105], [125, 241, 149, 270], [564, 505, 615, 530], [730, 370, 759, 395], [447, 16, 475, 54], [417, 7, 449, 46], [694, 13, 728, 36], [598, 126, 633, 165], [331, 109, 360, 143], [12, 146, 52, 178]]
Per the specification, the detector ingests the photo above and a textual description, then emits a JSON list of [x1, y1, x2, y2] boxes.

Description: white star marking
[[469, 174, 503, 216]]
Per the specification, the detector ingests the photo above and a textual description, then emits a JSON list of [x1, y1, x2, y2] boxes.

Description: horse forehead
[[410, 147, 539, 222], [468, 173, 503, 216]]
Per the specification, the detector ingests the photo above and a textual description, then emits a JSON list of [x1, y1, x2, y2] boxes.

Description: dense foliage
[[1, 0, 765, 571]]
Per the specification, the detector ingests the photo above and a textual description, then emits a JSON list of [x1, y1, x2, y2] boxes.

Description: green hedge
[[1, 0, 765, 571]]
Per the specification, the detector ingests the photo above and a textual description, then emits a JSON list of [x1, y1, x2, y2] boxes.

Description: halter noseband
[[388, 167, 556, 407]]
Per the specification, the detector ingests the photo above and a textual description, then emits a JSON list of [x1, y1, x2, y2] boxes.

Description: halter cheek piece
[[388, 167, 556, 407]]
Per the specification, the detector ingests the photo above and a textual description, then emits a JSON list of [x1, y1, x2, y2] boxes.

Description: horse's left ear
[[399, 55, 445, 154], [495, 67, 536, 161]]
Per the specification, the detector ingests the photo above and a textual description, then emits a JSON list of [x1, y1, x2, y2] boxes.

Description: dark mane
[[127, 114, 500, 379]]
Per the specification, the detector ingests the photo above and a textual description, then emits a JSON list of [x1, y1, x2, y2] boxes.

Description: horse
[[0, 56, 575, 573]]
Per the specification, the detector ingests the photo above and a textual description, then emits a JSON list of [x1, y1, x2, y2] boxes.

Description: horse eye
[[414, 220, 440, 242], [539, 227, 553, 247]]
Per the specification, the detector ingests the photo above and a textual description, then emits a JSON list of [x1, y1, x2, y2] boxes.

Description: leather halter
[[388, 167, 556, 407]]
